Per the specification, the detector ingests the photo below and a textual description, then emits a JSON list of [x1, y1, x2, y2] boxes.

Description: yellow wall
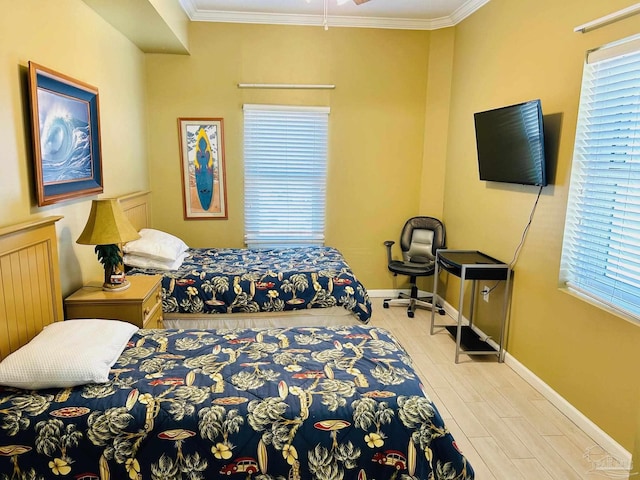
[[144, 22, 432, 288], [445, 0, 640, 452], [150, 0, 190, 50], [0, 0, 149, 295], [634, 408, 640, 478], [634, 407, 640, 477], [420, 27, 455, 219]]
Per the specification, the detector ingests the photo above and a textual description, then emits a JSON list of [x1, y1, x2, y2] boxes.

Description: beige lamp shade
[[77, 199, 141, 245]]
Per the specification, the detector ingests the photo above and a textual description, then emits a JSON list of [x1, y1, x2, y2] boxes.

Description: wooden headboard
[[0, 216, 63, 359], [118, 191, 151, 231]]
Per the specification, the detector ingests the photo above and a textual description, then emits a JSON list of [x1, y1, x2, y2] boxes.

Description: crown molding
[[450, 0, 490, 25], [179, 0, 489, 30]]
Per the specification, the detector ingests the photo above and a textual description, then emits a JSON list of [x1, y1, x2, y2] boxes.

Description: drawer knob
[[144, 307, 150, 317]]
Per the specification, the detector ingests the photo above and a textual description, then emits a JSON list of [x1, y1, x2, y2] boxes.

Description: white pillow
[[0, 319, 138, 390], [124, 251, 187, 271], [123, 228, 188, 262]]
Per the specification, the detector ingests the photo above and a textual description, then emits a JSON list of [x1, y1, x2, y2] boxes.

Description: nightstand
[[65, 275, 163, 328]]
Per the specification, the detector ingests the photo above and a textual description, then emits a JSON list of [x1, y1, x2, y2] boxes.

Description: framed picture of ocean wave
[[28, 62, 103, 206]]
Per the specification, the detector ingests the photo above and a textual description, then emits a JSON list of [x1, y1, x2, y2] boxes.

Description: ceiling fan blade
[[353, 0, 371, 4]]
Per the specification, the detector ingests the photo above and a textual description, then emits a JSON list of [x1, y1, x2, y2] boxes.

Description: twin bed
[[127, 245, 372, 326], [119, 192, 371, 329], [0, 209, 474, 479]]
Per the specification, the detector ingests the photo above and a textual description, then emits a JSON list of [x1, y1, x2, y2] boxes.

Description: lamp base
[[102, 279, 131, 292]]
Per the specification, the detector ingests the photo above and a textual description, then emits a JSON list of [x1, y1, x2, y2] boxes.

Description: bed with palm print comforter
[[0, 325, 473, 479], [127, 246, 372, 324]]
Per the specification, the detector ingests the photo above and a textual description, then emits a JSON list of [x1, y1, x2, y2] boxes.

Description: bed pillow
[[124, 251, 187, 271], [0, 319, 138, 390], [123, 228, 188, 262]]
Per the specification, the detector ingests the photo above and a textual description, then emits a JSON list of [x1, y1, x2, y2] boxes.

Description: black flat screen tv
[[474, 99, 547, 186]]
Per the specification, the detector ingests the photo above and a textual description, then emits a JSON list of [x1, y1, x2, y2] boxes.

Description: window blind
[[560, 35, 640, 321], [243, 104, 329, 248]]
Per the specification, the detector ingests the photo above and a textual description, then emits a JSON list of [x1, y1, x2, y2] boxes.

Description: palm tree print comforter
[[0, 326, 473, 479], [128, 246, 372, 322]]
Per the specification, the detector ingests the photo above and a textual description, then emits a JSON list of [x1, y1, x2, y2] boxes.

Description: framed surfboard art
[[28, 62, 103, 206], [178, 117, 227, 220]]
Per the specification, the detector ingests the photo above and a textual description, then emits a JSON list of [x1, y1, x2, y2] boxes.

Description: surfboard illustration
[[194, 127, 214, 210]]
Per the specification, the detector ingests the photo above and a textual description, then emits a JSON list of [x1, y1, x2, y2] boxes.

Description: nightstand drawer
[[143, 303, 163, 328], [65, 275, 163, 328], [142, 282, 163, 328]]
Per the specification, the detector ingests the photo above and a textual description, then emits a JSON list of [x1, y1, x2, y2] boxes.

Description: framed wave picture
[[178, 118, 227, 220], [28, 62, 103, 206]]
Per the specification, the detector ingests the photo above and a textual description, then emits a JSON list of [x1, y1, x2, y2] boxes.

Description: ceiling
[[179, 0, 491, 30], [81, 0, 491, 55]]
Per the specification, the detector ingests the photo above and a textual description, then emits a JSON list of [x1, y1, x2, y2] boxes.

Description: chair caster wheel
[[408, 311, 414, 318], [383, 302, 389, 309]]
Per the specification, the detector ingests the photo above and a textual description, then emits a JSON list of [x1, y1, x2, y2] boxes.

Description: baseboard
[[371, 288, 633, 472], [368, 289, 409, 298]]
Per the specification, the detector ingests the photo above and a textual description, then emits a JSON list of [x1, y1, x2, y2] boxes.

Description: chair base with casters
[[383, 216, 447, 318], [383, 278, 445, 318]]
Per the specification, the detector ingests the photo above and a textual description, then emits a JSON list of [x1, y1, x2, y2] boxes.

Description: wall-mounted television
[[474, 99, 547, 186]]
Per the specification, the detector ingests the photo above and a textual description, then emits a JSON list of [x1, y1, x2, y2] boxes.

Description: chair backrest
[[400, 217, 445, 262]]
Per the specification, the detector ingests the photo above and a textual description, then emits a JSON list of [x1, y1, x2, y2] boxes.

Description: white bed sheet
[[162, 306, 359, 329]]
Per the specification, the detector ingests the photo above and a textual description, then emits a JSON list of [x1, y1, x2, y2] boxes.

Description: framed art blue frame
[[28, 62, 103, 206]]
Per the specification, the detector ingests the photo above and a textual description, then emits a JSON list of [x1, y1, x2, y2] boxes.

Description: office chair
[[383, 216, 446, 318]]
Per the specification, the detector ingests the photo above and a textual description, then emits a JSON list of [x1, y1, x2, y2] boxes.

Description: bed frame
[[0, 216, 63, 359], [118, 190, 151, 232]]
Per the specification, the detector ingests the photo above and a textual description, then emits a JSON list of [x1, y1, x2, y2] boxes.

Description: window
[[560, 35, 640, 321], [243, 104, 329, 248]]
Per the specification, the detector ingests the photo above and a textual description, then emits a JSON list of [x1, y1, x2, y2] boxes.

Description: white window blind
[[560, 35, 640, 321], [243, 104, 329, 248]]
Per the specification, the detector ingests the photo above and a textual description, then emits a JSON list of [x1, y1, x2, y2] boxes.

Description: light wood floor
[[369, 297, 625, 480]]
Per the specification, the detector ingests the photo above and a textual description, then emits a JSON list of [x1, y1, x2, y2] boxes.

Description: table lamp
[[77, 199, 141, 292]]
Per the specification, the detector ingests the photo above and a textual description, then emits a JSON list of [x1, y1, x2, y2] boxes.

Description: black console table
[[430, 249, 511, 363]]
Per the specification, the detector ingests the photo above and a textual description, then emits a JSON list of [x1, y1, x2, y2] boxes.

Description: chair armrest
[[384, 240, 395, 264]]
